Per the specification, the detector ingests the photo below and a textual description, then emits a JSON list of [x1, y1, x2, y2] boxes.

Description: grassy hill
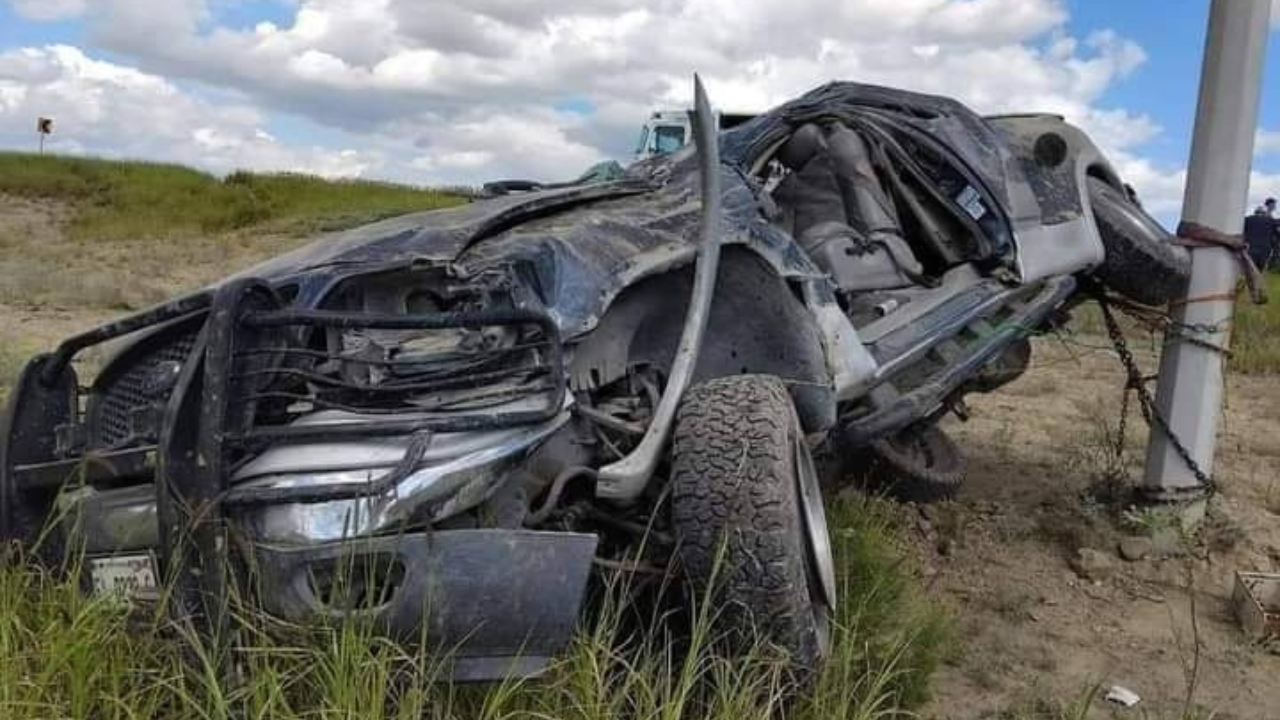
[[0, 152, 470, 398], [0, 152, 467, 241]]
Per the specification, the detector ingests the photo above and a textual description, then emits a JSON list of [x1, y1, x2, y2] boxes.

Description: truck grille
[[92, 329, 200, 449]]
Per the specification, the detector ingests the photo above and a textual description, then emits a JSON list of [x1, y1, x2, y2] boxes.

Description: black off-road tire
[[862, 424, 965, 504], [671, 375, 829, 676], [1089, 177, 1190, 306]]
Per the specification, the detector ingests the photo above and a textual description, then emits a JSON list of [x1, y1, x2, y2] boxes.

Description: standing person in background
[[1244, 198, 1278, 271]]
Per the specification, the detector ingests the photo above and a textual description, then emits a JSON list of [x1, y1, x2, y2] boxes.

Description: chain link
[[1101, 294, 1233, 355], [1094, 291, 1218, 498]]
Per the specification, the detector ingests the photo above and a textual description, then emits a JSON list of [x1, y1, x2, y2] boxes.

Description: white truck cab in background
[[634, 109, 756, 161]]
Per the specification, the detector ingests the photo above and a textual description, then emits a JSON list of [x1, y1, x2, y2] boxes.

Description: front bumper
[[52, 481, 599, 680], [252, 529, 598, 680], [2, 276, 587, 680]]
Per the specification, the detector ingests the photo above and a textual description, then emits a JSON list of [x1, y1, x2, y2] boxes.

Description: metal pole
[[1142, 0, 1271, 500]]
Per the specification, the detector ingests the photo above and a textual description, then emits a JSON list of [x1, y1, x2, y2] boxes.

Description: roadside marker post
[[37, 117, 53, 153], [1142, 0, 1271, 503]]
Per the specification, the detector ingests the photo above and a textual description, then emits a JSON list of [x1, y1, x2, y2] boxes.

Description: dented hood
[[236, 81, 1022, 336], [239, 155, 776, 337]]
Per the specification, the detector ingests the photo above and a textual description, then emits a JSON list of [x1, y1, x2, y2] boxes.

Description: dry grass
[[0, 497, 950, 720], [0, 230, 305, 311], [0, 341, 37, 401]]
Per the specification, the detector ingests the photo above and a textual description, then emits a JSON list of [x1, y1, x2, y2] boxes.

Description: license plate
[[89, 554, 159, 599]]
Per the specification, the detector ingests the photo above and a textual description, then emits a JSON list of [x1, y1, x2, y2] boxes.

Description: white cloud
[[69, 1, 1157, 145], [0, 45, 380, 178], [90, 0, 1075, 113], [1106, 123, 1280, 223], [1258, 128, 1280, 156], [1109, 131, 1280, 224], [1108, 153, 1186, 217], [0, 0, 1190, 199], [407, 111, 601, 182], [1252, 171, 1280, 203]]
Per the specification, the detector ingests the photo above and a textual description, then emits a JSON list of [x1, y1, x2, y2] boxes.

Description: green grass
[[1229, 273, 1280, 374], [1065, 274, 1280, 375], [0, 152, 466, 241], [0, 497, 949, 720]]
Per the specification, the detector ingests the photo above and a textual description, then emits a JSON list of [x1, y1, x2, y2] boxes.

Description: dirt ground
[[914, 335, 1280, 719], [3, 194, 1278, 718], [0, 193, 301, 366]]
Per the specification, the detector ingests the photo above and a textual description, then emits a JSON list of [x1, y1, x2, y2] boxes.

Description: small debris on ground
[[1118, 536, 1153, 561], [1105, 685, 1141, 708], [1069, 548, 1116, 581]]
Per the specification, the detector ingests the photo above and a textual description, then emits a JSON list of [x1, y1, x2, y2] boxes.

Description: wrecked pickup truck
[[0, 79, 1188, 679]]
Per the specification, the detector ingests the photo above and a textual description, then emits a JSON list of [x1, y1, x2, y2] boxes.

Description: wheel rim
[[795, 434, 837, 639]]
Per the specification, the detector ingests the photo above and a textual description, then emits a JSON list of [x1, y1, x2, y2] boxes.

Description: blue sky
[[1066, 0, 1279, 176], [0, 4, 80, 45], [1068, 1, 1204, 165], [0, 0, 1277, 217]]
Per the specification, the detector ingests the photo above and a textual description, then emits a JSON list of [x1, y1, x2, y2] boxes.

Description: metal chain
[[1163, 328, 1233, 357], [1102, 294, 1233, 356], [1114, 373, 1131, 467], [1095, 292, 1218, 497]]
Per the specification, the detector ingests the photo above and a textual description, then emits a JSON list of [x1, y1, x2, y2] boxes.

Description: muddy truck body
[[1, 81, 1187, 679]]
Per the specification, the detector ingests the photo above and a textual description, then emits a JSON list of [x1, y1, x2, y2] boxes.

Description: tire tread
[[1090, 177, 1190, 306], [671, 374, 821, 671]]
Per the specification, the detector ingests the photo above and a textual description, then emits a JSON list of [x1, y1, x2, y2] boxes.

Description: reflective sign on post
[[37, 116, 53, 153]]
